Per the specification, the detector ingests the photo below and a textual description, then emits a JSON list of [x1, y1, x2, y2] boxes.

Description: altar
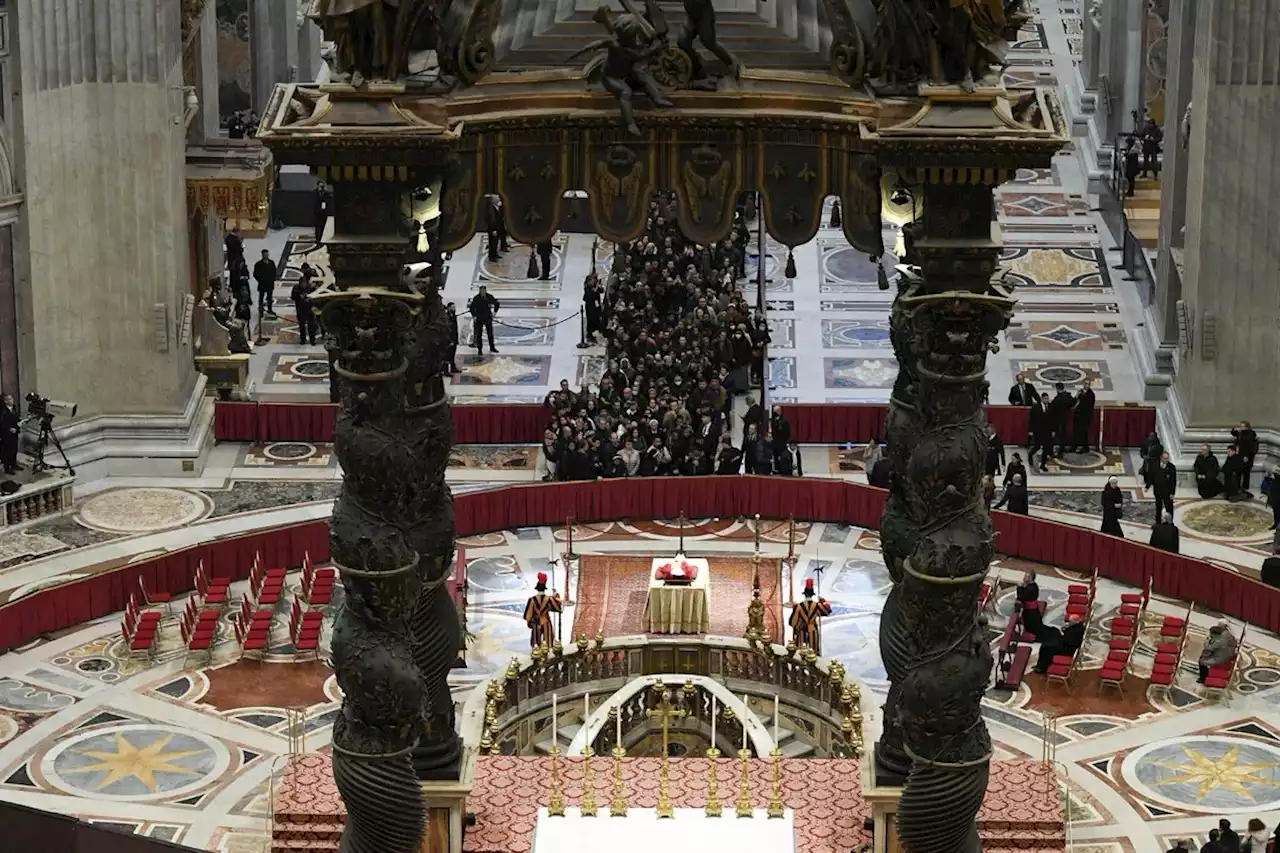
[[532, 807, 795, 853], [644, 556, 711, 634]]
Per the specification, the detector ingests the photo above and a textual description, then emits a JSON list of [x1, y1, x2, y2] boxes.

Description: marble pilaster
[[10, 0, 208, 476], [1166, 0, 1280, 454]]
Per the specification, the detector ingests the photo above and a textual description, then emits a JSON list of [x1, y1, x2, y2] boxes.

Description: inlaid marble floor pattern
[[2, 523, 1278, 853]]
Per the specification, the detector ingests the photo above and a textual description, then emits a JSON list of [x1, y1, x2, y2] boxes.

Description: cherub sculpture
[[571, 2, 674, 136], [676, 0, 740, 82]]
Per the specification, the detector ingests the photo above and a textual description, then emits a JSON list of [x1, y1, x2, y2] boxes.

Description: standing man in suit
[[314, 182, 330, 245], [994, 473, 1029, 515], [444, 302, 460, 375], [468, 286, 500, 355], [1072, 379, 1096, 453], [536, 239, 554, 281], [1149, 451, 1177, 524], [0, 394, 20, 475], [1048, 382, 1075, 457], [1008, 373, 1037, 406], [253, 249, 277, 319], [1231, 421, 1259, 491], [484, 196, 510, 261], [1030, 393, 1054, 472]]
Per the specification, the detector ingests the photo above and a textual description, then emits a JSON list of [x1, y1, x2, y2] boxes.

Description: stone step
[[274, 821, 344, 837], [751, 711, 795, 743], [779, 739, 814, 758], [560, 722, 582, 743]]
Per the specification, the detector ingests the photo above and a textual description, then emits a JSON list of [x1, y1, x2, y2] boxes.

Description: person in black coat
[[1008, 373, 1037, 407], [583, 273, 603, 341], [868, 456, 893, 489], [1222, 445, 1246, 499], [1072, 380, 1096, 452], [1266, 464, 1280, 530], [0, 394, 20, 474], [774, 444, 794, 476], [1123, 140, 1141, 197], [994, 473, 1029, 514], [314, 183, 330, 244], [484, 196, 507, 261], [1030, 393, 1054, 472], [1217, 819, 1242, 853], [1101, 476, 1124, 536], [291, 277, 317, 345], [444, 302, 460, 374], [769, 405, 792, 457], [715, 437, 743, 474], [536, 239, 554, 281], [1148, 452, 1177, 524], [468, 286, 500, 355], [1048, 382, 1074, 457], [985, 423, 1005, 478], [253, 249, 277, 317], [1194, 444, 1222, 498], [1034, 615, 1086, 673], [224, 227, 244, 270], [1016, 570, 1043, 635], [1231, 421, 1259, 490], [1004, 452, 1027, 488]]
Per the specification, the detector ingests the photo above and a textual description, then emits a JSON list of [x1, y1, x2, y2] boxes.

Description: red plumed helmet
[[804, 578, 815, 592], [537, 572, 548, 584]]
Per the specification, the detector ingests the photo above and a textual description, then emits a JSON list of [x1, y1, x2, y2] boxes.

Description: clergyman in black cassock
[[1193, 445, 1222, 499]]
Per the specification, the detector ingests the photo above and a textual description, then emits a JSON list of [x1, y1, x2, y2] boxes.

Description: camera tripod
[[30, 416, 75, 476]]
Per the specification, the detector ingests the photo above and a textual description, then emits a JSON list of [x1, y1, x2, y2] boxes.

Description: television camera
[[21, 392, 76, 475]]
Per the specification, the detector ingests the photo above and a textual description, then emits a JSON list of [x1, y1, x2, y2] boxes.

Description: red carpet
[[575, 554, 782, 641]]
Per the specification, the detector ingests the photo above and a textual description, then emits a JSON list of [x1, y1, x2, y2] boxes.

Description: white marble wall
[[13, 0, 198, 417], [1176, 0, 1280, 430]]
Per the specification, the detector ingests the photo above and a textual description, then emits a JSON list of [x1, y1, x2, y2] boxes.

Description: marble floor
[[2, 517, 1279, 853]]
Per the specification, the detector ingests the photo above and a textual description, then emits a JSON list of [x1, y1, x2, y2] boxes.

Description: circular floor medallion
[[288, 359, 330, 379], [42, 723, 230, 802], [77, 488, 213, 534], [1178, 501, 1274, 540], [262, 442, 318, 462], [1121, 735, 1280, 814]]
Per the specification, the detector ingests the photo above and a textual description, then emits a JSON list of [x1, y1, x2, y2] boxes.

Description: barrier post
[[563, 515, 575, 604], [1098, 408, 1106, 452], [576, 309, 590, 349], [786, 516, 796, 606]]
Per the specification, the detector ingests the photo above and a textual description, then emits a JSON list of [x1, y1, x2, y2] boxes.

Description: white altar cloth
[[532, 807, 795, 853]]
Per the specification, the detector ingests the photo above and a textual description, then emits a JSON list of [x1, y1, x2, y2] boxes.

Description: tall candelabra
[[735, 748, 754, 818]]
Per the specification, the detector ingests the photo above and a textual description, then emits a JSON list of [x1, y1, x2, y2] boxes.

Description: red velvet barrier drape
[[213, 402, 259, 443], [780, 404, 1154, 447], [215, 402, 1157, 448], [5, 478, 1277, 654]]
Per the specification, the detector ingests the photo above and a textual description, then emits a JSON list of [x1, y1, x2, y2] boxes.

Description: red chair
[[255, 551, 288, 583], [1099, 648, 1130, 696], [301, 567, 335, 607], [121, 607, 157, 660], [250, 562, 284, 608], [234, 608, 269, 661], [130, 594, 163, 629], [240, 596, 275, 630], [180, 606, 216, 665], [1149, 608, 1194, 691], [195, 563, 228, 609], [137, 577, 173, 615], [1203, 626, 1246, 701], [1046, 652, 1079, 691], [289, 599, 323, 660]]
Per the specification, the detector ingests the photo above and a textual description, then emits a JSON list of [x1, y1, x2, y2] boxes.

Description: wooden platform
[[272, 753, 1065, 853]]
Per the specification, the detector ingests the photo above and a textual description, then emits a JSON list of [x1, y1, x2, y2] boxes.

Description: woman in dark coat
[[1101, 476, 1125, 536]]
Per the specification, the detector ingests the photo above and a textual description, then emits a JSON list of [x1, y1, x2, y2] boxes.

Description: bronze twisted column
[[877, 180, 1010, 853], [317, 175, 461, 853]]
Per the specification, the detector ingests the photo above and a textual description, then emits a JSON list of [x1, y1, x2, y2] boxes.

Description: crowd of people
[[538, 194, 797, 481], [1166, 817, 1277, 852]]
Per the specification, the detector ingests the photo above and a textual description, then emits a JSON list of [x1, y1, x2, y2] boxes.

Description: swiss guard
[[788, 578, 832, 654], [523, 572, 562, 650]]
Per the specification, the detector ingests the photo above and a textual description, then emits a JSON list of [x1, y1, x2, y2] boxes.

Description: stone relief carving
[[1088, 0, 1104, 29], [1181, 101, 1192, 150], [870, 0, 1031, 92]]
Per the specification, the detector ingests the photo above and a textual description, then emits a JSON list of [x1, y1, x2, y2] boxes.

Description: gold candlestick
[[766, 747, 785, 818], [547, 747, 566, 816], [580, 746, 598, 816], [735, 748, 754, 818], [609, 746, 628, 816], [705, 748, 723, 817], [646, 686, 687, 819]]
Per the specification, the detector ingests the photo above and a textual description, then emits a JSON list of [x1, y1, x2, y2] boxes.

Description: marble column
[[12, 0, 198, 418], [198, 0, 221, 141], [1092, 0, 1147, 156], [1152, 0, 1196, 340], [1172, 0, 1280, 445], [249, 0, 273, 112]]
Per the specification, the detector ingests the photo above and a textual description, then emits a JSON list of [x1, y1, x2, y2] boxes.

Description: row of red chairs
[[1044, 568, 1099, 690], [1099, 576, 1150, 695], [1150, 602, 1193, 689], [1203, 626, 1246, 698], [236, 597, 271, 659], [300, 553, 335, 607], [290, 598, 323, 659], [122, 596, 163, 659], [180, 598, 220, 665]]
